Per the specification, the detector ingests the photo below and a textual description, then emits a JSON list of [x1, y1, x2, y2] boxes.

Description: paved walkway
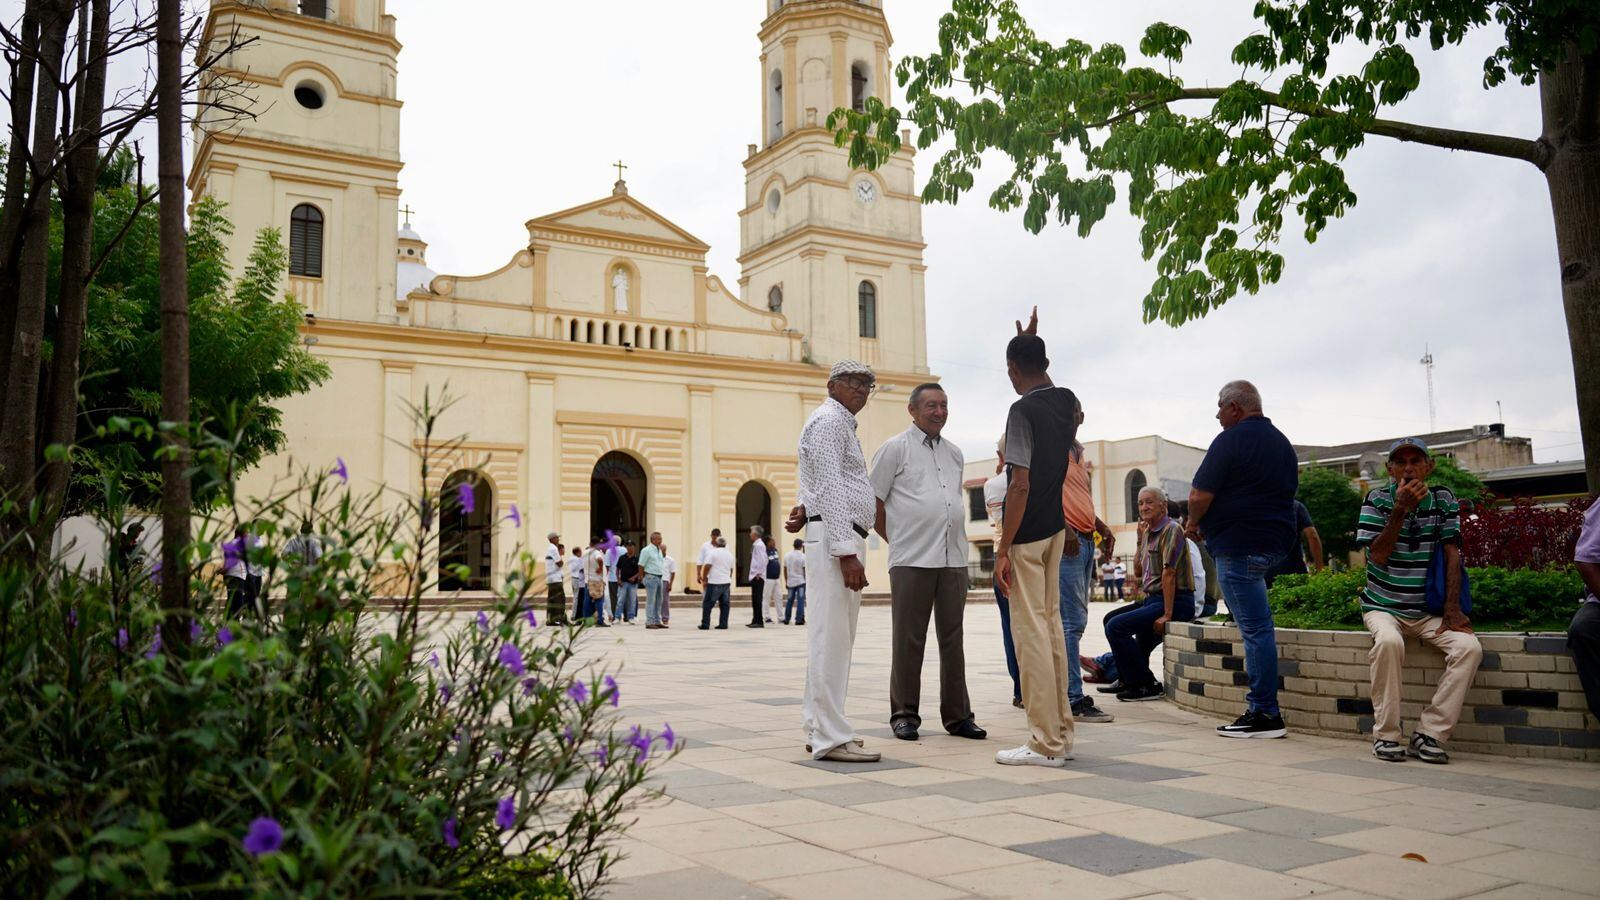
[[558, 603, 1599, 899]]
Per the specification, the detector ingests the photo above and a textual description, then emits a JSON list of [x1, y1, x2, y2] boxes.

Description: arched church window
[[768, 71, 784, 143], [768, 285, 783, 312], [851, 63, 869, 111], [289, 203, 323, 278], [1125, 469, 1147, 523], [857, 280, 876, 338], [664, 330, 673, 352]]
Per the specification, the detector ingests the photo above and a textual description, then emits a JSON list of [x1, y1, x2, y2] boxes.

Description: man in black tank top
[[994, 331, 1079, 768]]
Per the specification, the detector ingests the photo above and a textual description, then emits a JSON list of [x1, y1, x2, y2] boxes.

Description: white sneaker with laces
[[995, 745, 1071, 767]]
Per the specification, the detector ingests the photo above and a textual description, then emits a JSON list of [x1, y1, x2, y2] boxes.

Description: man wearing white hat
[[786, 360, 881, 762]]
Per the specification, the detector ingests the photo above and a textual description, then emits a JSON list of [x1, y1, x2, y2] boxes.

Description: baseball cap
[[1386, 437, 1430, 460]]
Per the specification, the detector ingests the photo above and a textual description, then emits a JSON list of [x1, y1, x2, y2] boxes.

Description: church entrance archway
[[440, 470, 492, 591], [734, 480, 774, 588], [591, 451, 648, 547]]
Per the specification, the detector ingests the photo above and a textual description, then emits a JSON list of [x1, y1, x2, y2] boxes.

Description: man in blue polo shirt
[[1187, 380, 1298, 739]]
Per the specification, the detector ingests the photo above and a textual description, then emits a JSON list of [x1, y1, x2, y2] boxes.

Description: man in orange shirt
[[1060, 404, 1118, 723]]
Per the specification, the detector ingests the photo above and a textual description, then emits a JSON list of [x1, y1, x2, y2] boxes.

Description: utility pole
[[1420, 345, 1436, 433]]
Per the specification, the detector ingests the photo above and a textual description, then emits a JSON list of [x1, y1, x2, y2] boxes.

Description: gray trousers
[[889, 565, 972, 732]]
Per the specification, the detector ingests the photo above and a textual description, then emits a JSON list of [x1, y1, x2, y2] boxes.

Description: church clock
[[855, 179, 877, 204]]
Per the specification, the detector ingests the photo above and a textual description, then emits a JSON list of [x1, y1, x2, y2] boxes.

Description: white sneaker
[[995, 745, 1071, 767]]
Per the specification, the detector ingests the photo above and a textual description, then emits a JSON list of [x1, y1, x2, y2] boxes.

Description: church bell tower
[[738, 0, 928, 375], [189, 0, 403, 324]]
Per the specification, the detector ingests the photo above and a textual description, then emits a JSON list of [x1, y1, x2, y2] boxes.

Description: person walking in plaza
[[583, 539, 609, 627], [764, 540, 783, 623], [1572, 497, 1600, 721], [1059, 404, 1118, 724], [568, 546, 586, 621], [641, 531, 669, 629], [786, 360, 882, 762], [698, 536, 735, 629], [870, 382, 986, 742], [617, 541, 642, 624], [694, 528, 720, 595], [1186, 380, 1297, 739], [544, 531, 568, 626], [1100, 560, 1116, 602], [746, 525, 769, 628], [223, 525, 252, 620], [1113, 558, 1127, 599], [1109, 486, 1198, 702], [985, 440, 1023, 708], [993, 329, 1080, 767], [602, 541, 621, 625], [661, 544, 677, 624], [1358, 438, 1483, 763], [783, 538, 807, 625]]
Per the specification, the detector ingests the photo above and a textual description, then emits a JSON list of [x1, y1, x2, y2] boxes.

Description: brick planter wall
[[1163, 621, 1600, 762]]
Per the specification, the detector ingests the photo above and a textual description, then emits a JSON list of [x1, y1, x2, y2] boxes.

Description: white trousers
[[764, 578, 782, 620], [801, 523, 863, 758]]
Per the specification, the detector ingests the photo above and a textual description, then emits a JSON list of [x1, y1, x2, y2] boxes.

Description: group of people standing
[[542, 533, 679, 628]]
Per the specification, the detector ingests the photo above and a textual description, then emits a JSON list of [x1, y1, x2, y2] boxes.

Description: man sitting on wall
[[1104, 486, 1197, 702], [1356, 438, 1483, 764]]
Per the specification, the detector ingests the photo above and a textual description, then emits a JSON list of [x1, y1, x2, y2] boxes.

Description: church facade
[[189, 0, 931, 592]]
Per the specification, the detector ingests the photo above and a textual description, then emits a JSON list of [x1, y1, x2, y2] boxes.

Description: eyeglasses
[[840, 376, 877, 395]]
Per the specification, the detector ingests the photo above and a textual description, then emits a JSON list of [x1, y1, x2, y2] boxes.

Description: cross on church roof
[[613, 160, 628, 182], [400, 203, 415, 226]]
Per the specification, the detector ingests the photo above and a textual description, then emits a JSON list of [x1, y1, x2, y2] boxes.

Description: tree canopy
[[1297, 464, 1363, 561]]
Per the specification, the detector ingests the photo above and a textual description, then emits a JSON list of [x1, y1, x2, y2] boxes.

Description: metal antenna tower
[[1420, 345, 1436, 432]]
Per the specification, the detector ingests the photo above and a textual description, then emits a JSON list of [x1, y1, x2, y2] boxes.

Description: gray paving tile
[[1085, 762, 1202, 782], [1046, 777, 1165, 802], [1290, 757, 1600, 809], [1170, 831, 1364, 871], [1009, 833, 1199, 875], [605, 865, 777, 899], [794, 756, 920, 774], [1211, 806, 1378, 840], [1123, 788, 1267, 818], [749, 696, 804, 706], [691, 727, 769, 742], [651, 768, 746, 789], [791, 781, 921, 807], [924, 778, 1054, 802], [664, 781, 796, 808]]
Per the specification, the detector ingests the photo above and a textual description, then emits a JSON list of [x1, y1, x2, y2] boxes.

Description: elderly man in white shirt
[[785, 360, 881, 763], [544, 531, 567, 625], [869, 383, 986, 742]]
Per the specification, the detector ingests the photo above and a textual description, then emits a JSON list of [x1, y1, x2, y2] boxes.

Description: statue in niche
[[611, 267, 630, 313]]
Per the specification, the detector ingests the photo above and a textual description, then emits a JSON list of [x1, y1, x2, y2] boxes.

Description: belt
[[807, 515, 869, 539]]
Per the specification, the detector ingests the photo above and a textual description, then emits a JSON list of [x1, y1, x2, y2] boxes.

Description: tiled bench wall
[[1162, 621, 1600, 762]]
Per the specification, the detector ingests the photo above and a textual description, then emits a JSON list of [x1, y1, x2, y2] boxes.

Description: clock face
[[855, 180, 877, 204]]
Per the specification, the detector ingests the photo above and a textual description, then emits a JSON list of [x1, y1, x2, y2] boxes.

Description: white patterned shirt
[[798, 397, 874, 558]]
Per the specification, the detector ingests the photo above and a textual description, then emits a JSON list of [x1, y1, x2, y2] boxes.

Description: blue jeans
[[994, 585, 1022, 702], [618, 581, 639, 621], [574, 584, 589, 619], [784, 584, 807, 622], [644, 574, 666, 625], [1106, 591, 1195, 689], [700, 583, 731, 628], [1057, 533, 1096, 705], [1215, 552, 1283, 716]]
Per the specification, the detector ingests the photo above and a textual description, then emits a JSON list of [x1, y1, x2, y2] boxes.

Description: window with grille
[[289, 203, 324, 278], [968, 487, 986, 521], [857, 280, 876, 338]]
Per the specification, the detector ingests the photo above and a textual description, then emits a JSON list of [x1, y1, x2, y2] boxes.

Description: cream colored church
[[190, 0, 932, 593]]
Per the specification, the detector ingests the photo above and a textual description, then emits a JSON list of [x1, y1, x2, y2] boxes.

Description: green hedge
[[1267, 566, 1585, 631]]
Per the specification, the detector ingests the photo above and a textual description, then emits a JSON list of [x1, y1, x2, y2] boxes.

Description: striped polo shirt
[[1356, 484, 1461, 618]]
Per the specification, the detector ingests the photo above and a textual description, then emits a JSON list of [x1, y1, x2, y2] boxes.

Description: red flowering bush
[[1461, 496, 1591, 570]]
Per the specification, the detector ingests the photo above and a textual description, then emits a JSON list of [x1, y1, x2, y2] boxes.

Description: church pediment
[[526, 191, 710, 252]]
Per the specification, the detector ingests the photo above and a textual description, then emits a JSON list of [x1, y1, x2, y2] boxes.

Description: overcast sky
[[7, 0, 1581, 466]]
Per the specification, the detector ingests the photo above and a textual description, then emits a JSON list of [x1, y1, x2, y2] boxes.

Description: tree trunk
[[156, 0, 190, 643], [0, 0, 69, 519], [0, 2, 42, 398], [37, 0, 110, 524], [1541, 48, 1600, 495]]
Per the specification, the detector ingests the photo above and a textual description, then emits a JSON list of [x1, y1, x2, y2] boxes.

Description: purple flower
[[149, 559, 161, 585], [603, 674, 619, 707], [428, 651, 440, 668], [114, 628, 128, 650], [659, 722, 676, 749], [496, 795, 516, 830], [476, 611, 490, 633], [217, 626, 234, 647], [497, 642, 526, 677], [562, 726, 575, 745], [628, 725, 653, 763], [594, 745, 609, 766], [331, 457, 348, 484], [507, 504, 521, 528], [242, 817, 283, 857], [566, 681, 588, 704], [439, 682, 453, 704], [67, 607, 78, 629], [442, 816, 459, 849], [525, 607, 538, 628], [522, 677, 538, 697], [491, 749, 505, 764], [189, 619, 202, 642], [144, 632, 161, 659], [457, 481, 476, 515]]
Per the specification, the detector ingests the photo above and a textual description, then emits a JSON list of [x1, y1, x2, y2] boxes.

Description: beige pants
[[1363, 610, 1484, 743], [1010, 530, 1075, 757]]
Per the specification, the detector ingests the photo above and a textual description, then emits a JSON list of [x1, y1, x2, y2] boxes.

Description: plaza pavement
[[550, 601, 1600, 899]]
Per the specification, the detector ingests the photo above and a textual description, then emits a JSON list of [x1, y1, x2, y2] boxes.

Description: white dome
[[396, 221, 434, 301]]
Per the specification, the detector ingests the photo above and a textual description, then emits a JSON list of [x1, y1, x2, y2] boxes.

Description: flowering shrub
[[1461, 496, 1591, 570], [0, 395, 675, 895]]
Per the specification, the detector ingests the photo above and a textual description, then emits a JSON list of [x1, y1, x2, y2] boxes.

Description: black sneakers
[[1216, 710, 1288, 739], [1373, 739, 1405, 762], [1408, 732, 1449, 764], [1071, 699, 1114, 722], [1115, 683, 1164, 703], [1095, 679, 1125, 694]]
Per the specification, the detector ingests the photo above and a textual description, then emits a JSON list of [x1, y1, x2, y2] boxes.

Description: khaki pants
[[1363, 610, 1484, 743], [1011, 530, 1074, 757]]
